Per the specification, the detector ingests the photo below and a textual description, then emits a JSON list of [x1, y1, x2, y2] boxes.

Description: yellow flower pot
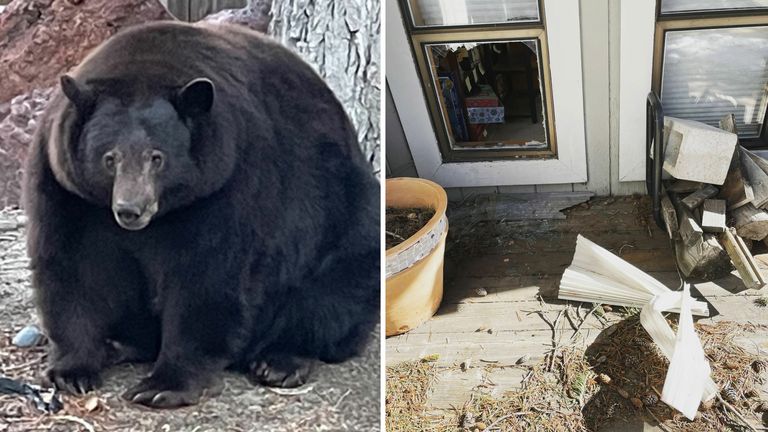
[[385, 177, 448, 337]]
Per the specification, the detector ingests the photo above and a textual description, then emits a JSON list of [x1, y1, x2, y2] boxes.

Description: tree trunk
[[268, 0, 381, 173]]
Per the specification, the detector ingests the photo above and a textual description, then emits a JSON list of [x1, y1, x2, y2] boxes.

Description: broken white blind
[[660, 27, 768, 138], [661, 0, 768, 14], [407, 0, 539, 27]]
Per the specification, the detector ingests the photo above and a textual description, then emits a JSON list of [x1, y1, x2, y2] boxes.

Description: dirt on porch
[[386, 195, 768, 431], [0, 208, 381, 432]]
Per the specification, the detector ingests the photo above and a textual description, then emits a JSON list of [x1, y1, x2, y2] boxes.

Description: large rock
[[0, 0, 173, 103], [203, 0, 270, 33]]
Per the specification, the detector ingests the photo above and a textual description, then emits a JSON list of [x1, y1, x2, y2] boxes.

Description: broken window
[[653, 3, 768, 148], [401, 0, 556, 161], [425, 40, 548, 151]]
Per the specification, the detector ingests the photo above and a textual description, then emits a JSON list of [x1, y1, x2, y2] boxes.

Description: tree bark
[[268, 0, 381, 173]]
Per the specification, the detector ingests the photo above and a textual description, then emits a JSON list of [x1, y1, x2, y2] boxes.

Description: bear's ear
[[60, 75, 94, 112], [175, 78, 215, 117]]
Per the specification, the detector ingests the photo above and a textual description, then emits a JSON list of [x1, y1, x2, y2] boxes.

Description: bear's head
[[58, 75, 215, 231]]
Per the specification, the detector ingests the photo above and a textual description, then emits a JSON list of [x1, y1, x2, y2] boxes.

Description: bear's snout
[[112, 199, 157, 231], [114, 202, 142, 225]]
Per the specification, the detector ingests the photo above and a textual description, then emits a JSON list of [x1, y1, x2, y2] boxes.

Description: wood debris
[[656, 113, 768, 290]]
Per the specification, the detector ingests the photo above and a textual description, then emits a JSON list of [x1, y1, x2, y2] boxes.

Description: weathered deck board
[[387, 196, 768, 426]]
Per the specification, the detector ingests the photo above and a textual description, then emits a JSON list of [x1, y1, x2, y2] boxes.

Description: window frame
[[386, 0, 587, 187], [399, 0, 558, 161], [651, 6, 768, 149], [412, 29, 557, 161]]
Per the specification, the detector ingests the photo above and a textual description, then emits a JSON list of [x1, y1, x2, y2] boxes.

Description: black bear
[[23, 21, 379, 408]]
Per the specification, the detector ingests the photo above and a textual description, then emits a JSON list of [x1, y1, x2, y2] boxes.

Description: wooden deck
[[386, 195, 768, 429]]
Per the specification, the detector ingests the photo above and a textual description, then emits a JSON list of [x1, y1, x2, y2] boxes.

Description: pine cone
[[752, 359, 767, 375], [721, 383, 739, 403], [642, 392, 659, 406]]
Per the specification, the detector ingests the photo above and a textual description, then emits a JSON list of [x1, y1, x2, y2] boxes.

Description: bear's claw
[[122, 375, 221, 408], [248, 354, 314, 388], [46, 366, 100, 394]]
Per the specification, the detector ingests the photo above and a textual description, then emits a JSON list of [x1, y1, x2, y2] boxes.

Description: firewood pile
[[661, 114, 768, 290]]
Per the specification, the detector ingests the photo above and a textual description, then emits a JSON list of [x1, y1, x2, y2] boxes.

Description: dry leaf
[[84, 396, 100, 413]]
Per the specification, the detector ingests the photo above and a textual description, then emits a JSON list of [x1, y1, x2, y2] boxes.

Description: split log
[[739, 147, 768, 208], [720, 228, 766, 290], [682, 184, 718, 210], [666, 180, 703, 194], [719, 114, 754, 209], [679, 210, 703, 247], [661, 195, 679, 240], [670, 193, 733, 280], [719, 146, 754, 209], [731, 204, 768, 241], [743, 148, 768, 209], [701, 199, 726, 233]]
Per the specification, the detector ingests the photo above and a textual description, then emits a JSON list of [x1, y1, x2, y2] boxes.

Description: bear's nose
[[114, 202, 142, 224]]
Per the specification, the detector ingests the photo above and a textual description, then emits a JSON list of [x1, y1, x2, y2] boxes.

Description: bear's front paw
[[46, 365, 101, 394], [122, 375, 218, 408], [248, 354, 315, 388]]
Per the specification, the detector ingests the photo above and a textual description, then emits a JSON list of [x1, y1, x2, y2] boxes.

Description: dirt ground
[[0, 208, 381, 432]]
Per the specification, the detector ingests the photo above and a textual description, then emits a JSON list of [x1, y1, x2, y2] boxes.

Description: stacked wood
[[667, 192, 732, 281], [660, 113, 768, 289]]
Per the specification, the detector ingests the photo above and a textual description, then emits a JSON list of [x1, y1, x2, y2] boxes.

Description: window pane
[[426, 40, 548, 150], [661, 27, 768, 139], [407, 0, 539, 27], [661, 0, 768, 14]]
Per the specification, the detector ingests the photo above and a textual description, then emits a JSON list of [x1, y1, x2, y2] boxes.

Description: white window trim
[[618, 1, 656, 182], [386, 0, 588, 188]]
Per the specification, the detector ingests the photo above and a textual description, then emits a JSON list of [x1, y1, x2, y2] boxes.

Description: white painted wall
[[385, 0, 647, 197]]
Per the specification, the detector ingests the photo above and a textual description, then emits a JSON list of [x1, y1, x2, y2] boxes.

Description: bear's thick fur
[[23, 21, 379, 408]]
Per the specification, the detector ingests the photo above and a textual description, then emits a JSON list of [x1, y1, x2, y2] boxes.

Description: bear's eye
[[103, 153, 116, 171], [150, 151, 164, 170]]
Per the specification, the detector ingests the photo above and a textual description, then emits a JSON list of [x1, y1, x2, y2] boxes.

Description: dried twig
[[645, 407, 674, 432], [333, 389, 352, 410], [266, 385, 314, 396], [570, 304, 599, 341], [538, 310, 564, 372], [385, 231, 405, 241], [716, 393, 758, 432], [484, 412, 531, 431], [2, 355, 46, 373]]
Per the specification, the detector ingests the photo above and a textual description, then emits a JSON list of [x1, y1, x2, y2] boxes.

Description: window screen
[[406, 0, 539, 27], [660, 27, 768, 138]]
